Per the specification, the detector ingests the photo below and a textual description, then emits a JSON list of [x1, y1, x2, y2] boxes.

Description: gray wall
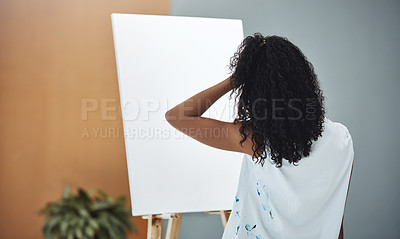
[[169, 0, 400, 238]]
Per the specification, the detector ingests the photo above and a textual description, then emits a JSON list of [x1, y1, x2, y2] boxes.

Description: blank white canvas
[[111, 13, 245, 216]]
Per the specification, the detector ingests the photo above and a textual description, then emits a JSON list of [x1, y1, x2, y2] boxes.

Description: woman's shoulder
[[323, 117, 353, 154], [325, 117, 352, 138]]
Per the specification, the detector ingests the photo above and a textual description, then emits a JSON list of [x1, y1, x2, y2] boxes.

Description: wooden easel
[[142, 210, 231, 239]]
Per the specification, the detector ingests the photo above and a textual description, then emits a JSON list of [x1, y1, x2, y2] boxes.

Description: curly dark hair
[[228, 33, 325, 167]]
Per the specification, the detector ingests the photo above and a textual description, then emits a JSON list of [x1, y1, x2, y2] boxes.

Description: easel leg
[[220, 210, 231, 229], [203, 210, 231, 229], [165, 213, 182, 239], [144, 214, 163, 239]]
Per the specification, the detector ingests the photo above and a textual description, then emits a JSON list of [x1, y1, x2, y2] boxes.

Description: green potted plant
[[40, 186, 136, 239]]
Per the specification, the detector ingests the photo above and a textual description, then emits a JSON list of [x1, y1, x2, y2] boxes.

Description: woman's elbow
[[165, 110, 178, 124]]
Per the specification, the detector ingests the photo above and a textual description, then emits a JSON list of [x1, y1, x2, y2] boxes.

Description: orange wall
[[0, 0, 169, 238]]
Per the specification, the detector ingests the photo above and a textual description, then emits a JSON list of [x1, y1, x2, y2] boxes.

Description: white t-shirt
[[222, 117, 354, 239]]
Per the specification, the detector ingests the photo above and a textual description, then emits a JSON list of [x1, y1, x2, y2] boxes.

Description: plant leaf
[[75, 228, 83, 239], [63, 185, 70, 199], [90, 200, 110, 211], [78, 188, 91, 203], [60, 221, 68, 236], [97, 190, 108, 199], [88, 219, 99, 230], [85, 226, 95, 237]]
